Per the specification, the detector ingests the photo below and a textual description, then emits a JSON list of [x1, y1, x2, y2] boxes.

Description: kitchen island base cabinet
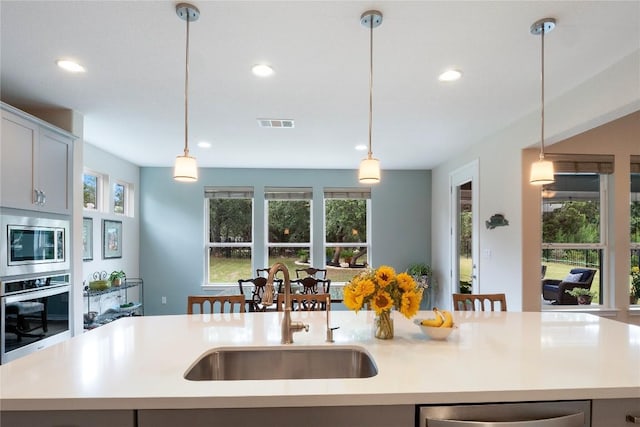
[[592, 398, 640, 427], [0, 410, 135, 427], [138, 405, 414, 427]]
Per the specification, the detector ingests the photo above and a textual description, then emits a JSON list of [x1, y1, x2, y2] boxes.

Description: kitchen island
[[1, 311, 639, 426]]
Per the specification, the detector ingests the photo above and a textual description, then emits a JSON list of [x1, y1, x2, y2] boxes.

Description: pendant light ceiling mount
[[173, 2, 200, 182], [358, 10, 383, 184], [529, 17, 556, 186]]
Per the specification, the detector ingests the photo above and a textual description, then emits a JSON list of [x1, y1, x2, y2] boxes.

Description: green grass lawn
[[210, 256, 362, 283], [459, 256, 601, 302]]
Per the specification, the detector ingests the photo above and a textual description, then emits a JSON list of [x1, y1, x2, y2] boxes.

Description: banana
[[420, 308, 444, 327], [440, 309, 454, 328]]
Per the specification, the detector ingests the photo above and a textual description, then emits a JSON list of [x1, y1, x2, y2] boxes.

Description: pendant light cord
[[184, 13, 191, 156], [539, 26, 545, 161], [367, 16, 374, 159]]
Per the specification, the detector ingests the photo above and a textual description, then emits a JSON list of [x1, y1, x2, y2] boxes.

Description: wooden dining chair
[[187, 295, 246, 314], [295, 267, 327, 279], [452, 293, 507, 312], [293, 276, 331, 295], [238, 277, 284, 311], [277, 293, 331, 311]]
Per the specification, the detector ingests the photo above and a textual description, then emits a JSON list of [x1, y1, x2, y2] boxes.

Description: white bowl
[[413, 319, 456, 340]]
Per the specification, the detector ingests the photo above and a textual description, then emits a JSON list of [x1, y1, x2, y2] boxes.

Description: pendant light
[[173, 3, 199, 182], [358, 10, 383, 184], [529, 18, 556, 186]]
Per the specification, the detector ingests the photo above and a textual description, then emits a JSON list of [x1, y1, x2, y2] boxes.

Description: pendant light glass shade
[[174, 154, 198, 181], [358, 156, 381, 183], [173, 3, 199, 182], [358, 10, 383, 184], [529, 17, 556, 186], [529, 158, 554, 185]]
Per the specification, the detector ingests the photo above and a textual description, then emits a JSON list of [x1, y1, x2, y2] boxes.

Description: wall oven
[[1, 273, 71, 364], [1, 214, 70, 277]]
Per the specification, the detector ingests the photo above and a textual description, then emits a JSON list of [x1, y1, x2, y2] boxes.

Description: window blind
[[546, 154, 614, 174], [323, 187, 371, 199], [204, 186, 254, 199], [264, 187, 312, 200], [631, 155, 640, 174]]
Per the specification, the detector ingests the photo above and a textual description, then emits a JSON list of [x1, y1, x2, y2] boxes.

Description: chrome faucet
[[261, 263, 309, 344]]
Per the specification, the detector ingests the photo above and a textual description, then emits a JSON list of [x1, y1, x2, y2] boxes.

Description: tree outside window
[[266, 188, 311, 274], [324, 188, 370, 283], [83, 173, 98, 210], [206, 188, 253, 284], [113, 182, 125, 214]]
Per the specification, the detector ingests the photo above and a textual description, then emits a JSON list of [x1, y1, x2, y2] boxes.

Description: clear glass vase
[[374, 310, 394, 339]]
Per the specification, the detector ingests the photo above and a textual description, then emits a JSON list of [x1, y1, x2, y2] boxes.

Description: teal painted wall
[[140, 167, 431, 315]]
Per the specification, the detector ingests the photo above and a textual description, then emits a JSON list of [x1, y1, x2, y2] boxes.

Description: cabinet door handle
[[627, 415, 640, 424], [427, 411, 584, 427], [34, 189, 40, 204], [40, 190, 46, 205]]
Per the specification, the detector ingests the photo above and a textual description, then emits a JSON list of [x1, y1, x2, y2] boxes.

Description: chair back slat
[[187, 295, 246, 314], [452, 293, 507, 312]]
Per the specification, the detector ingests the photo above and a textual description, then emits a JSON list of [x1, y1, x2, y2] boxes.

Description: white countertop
[[1, 310, 639, 411]]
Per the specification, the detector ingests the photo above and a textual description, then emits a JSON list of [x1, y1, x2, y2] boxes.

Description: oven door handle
[[3, 284, 70, 303]]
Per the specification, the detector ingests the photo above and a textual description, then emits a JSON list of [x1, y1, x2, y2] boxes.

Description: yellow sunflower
[[371, 290, 394, 314], [396, 272, 416, 292], [400, 289, 423, 318], [375, 266, 396, 287], [343, 285, 364, 311]]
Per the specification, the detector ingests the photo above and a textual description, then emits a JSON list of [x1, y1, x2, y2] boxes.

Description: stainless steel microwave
[[1, 214, 70, 277]]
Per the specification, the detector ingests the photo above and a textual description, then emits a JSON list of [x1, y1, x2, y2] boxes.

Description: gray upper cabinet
[[1, 105, 74, 215]]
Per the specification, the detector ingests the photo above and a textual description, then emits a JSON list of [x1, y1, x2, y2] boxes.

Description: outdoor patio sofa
[[541, 268, 596, 305]]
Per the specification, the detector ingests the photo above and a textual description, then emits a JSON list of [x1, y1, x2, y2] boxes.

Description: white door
[[450, 161, 479, 296]]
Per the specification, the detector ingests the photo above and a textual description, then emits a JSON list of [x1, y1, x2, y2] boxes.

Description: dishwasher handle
[[427, 411, 584, 427]]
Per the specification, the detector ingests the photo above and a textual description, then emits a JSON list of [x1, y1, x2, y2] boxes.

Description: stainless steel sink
[[184, 345, 378, 381]]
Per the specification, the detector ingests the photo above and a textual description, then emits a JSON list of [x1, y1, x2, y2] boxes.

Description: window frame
[[82, 169, 105, 211], [264, 187, 312, 268], [205, 187, 255, 286], [541, 173, 608, 306], [323, 188, 372, 283]]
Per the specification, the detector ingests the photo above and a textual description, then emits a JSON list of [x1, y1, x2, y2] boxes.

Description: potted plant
[[407, 263, 432, 289], [109, 270, 126, 286], [297, 249, 309, 263], [565, 287, 595, 305]]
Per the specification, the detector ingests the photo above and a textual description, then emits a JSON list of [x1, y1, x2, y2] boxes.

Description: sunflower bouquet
[[343, 265, 423, 339]]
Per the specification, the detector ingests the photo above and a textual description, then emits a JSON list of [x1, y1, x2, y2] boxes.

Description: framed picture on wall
[[103, 219, 122, 259], [82, 217, 93, 261]]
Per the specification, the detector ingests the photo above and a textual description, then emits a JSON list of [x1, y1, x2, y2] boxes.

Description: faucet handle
[[326, 326, 339, 343]]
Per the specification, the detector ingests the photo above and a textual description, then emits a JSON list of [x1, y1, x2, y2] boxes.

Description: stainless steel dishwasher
[[418, 400, 590, 427]]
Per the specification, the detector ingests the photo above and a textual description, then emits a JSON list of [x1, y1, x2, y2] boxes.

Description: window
[[83, 170, 102, 210], [113, 182, 125, 214], [630, 161, 640, 305], [206, 187, 254, 284], [112, 180, 134, 216], [265, 187, 311, 273], [542, 173, 606, 305], [324, 188, 371, 283]]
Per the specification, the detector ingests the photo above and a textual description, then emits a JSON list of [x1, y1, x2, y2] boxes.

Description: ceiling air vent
[[257, 118, 295, 128]]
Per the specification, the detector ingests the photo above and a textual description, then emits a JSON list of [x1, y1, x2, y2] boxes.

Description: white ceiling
[[1, 1, 638, 170]]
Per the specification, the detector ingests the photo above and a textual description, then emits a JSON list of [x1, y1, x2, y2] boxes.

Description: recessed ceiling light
[[252, 64, 274, 77], [197, 141, 211, 148], [56, 59, 86, 73], [438, 69, 462, 82], [355, 144, 367, 151]]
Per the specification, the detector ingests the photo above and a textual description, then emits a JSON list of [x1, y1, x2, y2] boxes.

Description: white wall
[[431, 49, 640, 315]]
